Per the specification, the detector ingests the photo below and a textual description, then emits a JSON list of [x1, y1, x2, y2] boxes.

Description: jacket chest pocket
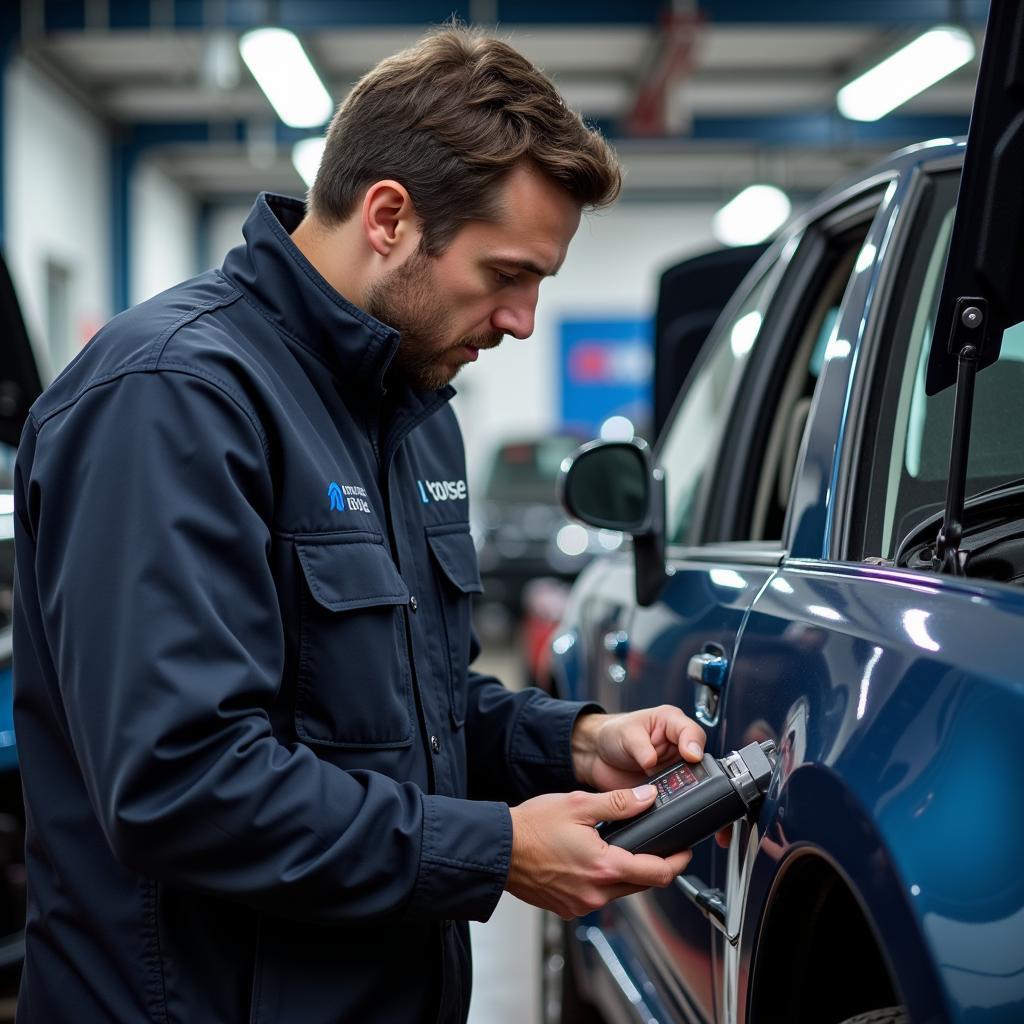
[[294, 534, 414, 748], [425, 526, 484, 728]]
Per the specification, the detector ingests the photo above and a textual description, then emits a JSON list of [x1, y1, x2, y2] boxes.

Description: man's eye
[[495, 271, 516, 287]]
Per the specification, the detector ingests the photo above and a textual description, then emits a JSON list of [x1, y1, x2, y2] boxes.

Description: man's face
[[365, 162, 581, 391]]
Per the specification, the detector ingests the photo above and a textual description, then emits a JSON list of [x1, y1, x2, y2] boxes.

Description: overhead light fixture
[[292, 137, 326, 188], [712, 184, 791, 247], [837, 25, 975, 122], [239, 27, 333, 128]]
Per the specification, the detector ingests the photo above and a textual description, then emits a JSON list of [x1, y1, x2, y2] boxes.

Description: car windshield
[[485, 437, 582, 503]]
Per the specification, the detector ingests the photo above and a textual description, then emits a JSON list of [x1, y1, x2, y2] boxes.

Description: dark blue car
[[546, 3, 1024, 1022], [0, 252, 43, 978]]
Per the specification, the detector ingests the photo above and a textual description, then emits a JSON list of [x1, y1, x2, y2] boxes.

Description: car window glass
[[659, 269, 773, 546], [858, 171, 1024, 560], [747, 231, 867, 542]]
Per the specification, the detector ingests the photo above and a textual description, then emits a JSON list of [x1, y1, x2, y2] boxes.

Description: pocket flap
[[296, 535, 409, 612], [426, 527, 484, 594]]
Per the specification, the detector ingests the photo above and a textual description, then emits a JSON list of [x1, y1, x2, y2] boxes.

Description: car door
[[1, 248, 43, 765], [0, 251, 43, 969], [588, 179, 891, 1023], [710, 4, 1024, 1021]]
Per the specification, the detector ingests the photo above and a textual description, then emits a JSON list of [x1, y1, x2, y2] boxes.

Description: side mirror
[[560, 439, 668, 606]]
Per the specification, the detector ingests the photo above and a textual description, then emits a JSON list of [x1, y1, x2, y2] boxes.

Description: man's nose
[[492, 297, 537, 340]]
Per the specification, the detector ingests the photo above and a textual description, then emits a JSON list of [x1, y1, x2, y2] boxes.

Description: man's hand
[[506, 786, 691, 919], [571, 707, 706, 792]]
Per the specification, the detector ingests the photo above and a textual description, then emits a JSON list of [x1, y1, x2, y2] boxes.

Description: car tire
[[838, 1009, 907, 1024], [540, 913, 603, 1024]]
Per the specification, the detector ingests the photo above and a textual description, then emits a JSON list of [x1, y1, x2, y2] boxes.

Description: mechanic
[[11, 25, 707, 1024]]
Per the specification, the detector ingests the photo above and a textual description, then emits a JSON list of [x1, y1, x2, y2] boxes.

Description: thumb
[[589, 784, 658, 823]]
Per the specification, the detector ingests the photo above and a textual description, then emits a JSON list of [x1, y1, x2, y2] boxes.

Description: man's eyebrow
[[492, 257, 559, 278]]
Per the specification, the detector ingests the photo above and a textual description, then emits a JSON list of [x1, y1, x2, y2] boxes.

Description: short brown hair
[[309, 24, 622, 254]]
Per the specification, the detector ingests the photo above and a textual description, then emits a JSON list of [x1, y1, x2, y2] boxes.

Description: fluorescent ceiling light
[[837, 26, 975, 122], [292, 137, 326, 188], [712, 184, 791, 247], [239, 27, 333, 128]]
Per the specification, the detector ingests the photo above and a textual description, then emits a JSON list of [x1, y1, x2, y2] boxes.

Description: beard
[[364, 246, 502, 391]]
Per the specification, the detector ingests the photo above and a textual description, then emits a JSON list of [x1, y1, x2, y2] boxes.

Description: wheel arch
[[737, 764, 949, 1024], [747, 849, 899, 1023]]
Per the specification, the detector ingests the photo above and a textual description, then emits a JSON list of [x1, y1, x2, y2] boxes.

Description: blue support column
[[110, 123, 229, 313], [110, 132, 138, 314]]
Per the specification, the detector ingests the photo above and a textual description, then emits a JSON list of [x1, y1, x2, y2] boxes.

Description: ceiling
[[13, 1, 987, 202]]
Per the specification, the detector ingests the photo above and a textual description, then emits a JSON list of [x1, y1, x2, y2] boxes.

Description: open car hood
[[0, 254, 42, 450], [928, 0, 1024, 394]]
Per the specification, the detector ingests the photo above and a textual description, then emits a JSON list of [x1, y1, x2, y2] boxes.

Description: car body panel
[[719, 561, 1024, 1023]]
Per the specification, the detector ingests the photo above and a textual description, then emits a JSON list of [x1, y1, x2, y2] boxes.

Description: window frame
[[656, 178, 892, 565], [708, 191, 886, 551], [653, 247, 789, 553], [838, 155, 966, 565]]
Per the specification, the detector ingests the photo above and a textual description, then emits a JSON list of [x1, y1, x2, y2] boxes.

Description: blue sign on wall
[[559, 317, 653, 437]]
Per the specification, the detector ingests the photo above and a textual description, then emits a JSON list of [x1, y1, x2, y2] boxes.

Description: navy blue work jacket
[[12, 193, 592, 1023]]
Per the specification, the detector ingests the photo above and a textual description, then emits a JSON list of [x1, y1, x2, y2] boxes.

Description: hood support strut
[[932, 296, 987, 575]]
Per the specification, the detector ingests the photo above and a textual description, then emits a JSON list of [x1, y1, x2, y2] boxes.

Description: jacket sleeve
[[19, 368, 510, 925], [463, 629, 601, 804]]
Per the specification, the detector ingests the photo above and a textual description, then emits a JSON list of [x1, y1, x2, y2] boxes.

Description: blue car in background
[[545, 2, 1024, 1022], [0, 252, 44, 977]]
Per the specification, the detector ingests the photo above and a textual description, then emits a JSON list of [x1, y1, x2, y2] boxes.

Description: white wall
[[5, 55, 112, 381], [130, 158, 197, 305], [451, 201, 719, 486], [206, 202, 253, 270]]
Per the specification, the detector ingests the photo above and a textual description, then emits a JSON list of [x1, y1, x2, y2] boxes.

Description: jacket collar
[[220, 192, 401, 396]]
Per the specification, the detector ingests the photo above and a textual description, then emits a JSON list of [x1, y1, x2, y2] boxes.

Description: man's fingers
[[662, 848, 693, 877], [584, 784, 657, 823], [620, 722, 659, 773], [656, 706, 707, 762], [605, 847, 692, 888]]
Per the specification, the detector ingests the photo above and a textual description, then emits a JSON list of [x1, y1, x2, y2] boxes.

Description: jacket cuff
[[510, 694, 604, 795], [410, 794, 512, 922]]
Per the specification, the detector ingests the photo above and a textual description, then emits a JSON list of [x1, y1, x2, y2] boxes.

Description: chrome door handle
[[687, 651, 727, 689], [688, 649, 727, 726]]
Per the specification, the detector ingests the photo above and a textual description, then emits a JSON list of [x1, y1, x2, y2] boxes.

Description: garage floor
[[468, 637, 542, 1024], [469, 892, 541, 1024]]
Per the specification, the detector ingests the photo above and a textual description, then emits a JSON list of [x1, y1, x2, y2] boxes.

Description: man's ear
[[361, 180, 421, 258]]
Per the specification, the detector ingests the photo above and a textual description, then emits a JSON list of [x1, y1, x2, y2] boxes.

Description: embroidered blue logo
[[328, 481, 374, 514]]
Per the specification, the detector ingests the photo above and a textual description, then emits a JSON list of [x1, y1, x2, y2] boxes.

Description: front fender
[[736, 764, 948, 1024]]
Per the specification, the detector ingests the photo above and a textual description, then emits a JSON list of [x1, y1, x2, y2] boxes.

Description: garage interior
[[0, 2, 987, 1022]]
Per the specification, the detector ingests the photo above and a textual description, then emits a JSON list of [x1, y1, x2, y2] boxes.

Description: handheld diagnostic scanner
[[597, 740, 777, 857]]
